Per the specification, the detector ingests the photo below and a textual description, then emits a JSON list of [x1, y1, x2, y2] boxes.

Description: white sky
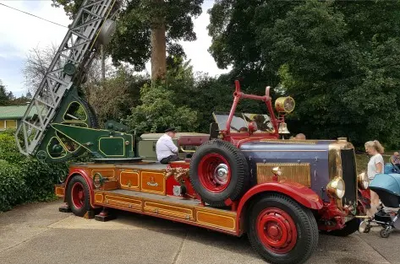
[[0, 0, 229, 97]]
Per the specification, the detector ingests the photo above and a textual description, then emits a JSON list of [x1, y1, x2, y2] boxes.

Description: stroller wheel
[[380, 228, 391, 238]]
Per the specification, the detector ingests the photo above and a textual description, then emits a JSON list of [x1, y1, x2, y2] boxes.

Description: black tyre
[[327, 218, 360, 237], [189, 139, 249, 207], [248, 194, 319, 264], [66, 175, 91, 217], [380, 228, 391, 238]]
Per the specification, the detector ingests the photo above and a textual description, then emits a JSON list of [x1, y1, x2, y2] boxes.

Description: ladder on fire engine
[[15, 0, 120, 156]]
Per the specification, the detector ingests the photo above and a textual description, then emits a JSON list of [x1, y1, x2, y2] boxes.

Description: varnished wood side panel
[[91, 169, 115, 179], [141, 171, 165, 195], [95, 193, 104, 203], [104, 194, 142, 211], [196, 208, 236, 232], [120, 171, 140, 190], [55, 185, 65, 198], [144, 201, 194, 220], [101, 181, 118, 191], [257, 163, 311, 187]]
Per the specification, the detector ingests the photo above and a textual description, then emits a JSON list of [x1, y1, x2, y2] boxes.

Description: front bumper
[[318, 198, 356, 231]]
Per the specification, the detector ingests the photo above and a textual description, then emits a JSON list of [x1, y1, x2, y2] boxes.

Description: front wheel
[[248, 194, 319, 264], [66, 175, 91, 217]]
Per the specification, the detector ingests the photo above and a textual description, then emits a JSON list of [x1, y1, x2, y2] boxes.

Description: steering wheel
[[390, 158, 400, 173]]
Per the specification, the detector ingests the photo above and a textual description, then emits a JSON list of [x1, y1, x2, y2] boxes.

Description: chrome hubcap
[[214, 164, 229, 185]]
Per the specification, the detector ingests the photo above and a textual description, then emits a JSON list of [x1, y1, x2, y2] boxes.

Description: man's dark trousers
[[160, 154, 180, 164]]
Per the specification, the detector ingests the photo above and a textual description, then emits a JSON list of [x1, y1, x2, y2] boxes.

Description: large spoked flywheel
[[35, 87, 98, 163]]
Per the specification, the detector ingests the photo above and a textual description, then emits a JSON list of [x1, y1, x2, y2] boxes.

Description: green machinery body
[[35, 87, 137, 162]]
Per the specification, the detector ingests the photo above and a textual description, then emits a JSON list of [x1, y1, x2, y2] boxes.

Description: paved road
[[0, 200, 398, 264]]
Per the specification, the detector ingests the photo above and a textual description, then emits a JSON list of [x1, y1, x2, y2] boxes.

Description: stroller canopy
[[370, 173, 400, 197]]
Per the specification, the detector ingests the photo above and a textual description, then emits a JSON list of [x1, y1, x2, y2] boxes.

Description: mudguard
[[237, 181, 323, 219], [64, 167, 97, 208]]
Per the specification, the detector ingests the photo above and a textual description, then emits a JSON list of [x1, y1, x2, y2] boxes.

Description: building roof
[[0, 105, 33, 120]]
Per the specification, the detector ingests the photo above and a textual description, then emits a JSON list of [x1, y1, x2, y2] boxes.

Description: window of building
[[0, 120, 17, 130], [5, 120, 17, 128]]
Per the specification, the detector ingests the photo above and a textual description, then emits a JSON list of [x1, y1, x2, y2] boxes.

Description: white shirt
[[156, 134, 178, 161], [367, 153, 384, 180]]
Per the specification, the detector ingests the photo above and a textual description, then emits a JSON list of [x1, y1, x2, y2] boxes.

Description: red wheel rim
[[71, 182, 85, 209], [256, 207, 298, 254], [197, 153, 231, 193]]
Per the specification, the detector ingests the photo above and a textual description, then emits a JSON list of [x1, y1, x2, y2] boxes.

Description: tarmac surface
[[0, 200, 399, 264]]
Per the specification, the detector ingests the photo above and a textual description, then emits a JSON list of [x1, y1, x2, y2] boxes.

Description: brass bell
[[278, 122, 290, 134]]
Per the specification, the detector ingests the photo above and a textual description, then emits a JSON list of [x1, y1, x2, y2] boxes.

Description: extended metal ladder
[[15, 0, 119, 156]]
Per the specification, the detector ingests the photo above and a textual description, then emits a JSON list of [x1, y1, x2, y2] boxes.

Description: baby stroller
[[359, 172, 400, 238]]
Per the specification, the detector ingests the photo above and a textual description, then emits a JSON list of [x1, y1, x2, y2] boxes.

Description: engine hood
[[239, 139, 335, 152], [239, 138, 354, 202]]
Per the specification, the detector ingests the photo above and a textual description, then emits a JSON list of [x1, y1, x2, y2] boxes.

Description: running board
[[94, 189, 239, 235]]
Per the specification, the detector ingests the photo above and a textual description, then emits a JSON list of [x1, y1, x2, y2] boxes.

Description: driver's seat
[[209, 122, 219, 140]]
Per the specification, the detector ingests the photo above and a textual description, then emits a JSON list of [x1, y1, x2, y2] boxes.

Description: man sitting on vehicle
[[156, 127, 180, 164]]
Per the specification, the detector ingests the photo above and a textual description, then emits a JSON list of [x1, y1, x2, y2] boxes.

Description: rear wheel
[[248, 194, 319, 264], [66, 175, 91, 217]]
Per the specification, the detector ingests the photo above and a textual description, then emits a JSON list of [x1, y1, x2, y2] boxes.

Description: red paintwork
[[237, 181, 324, 221], [198, 153, 231, 193], [223, 80, 280, 143], [166, 161, 199, 199], [71, 182, 85, 209], [318, 198, 346, 231], [256, 207, 297, 254], [64, 167, 97, 209], [178, 135, 209, 146]]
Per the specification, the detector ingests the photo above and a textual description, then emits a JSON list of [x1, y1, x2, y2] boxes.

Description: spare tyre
[[189, 139, 249, 207]]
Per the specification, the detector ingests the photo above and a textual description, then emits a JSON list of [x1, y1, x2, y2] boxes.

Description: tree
[[208, 0, 400, 147], [0, 81, 9, 106], [208, 0, 300, 91], [128, 82, 198, 134], [52, 0, 203, 81], [84, 66, 150, 124], [268, 0, 400, 147], [23, 44, 59, 93]]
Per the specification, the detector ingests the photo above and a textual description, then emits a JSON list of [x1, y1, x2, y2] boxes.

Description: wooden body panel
[[55, 184, 65, 198], [61, 163, 238, 235], [141, 171, 165, 195], [120, 170, 140, 190], [92, 189, 238, 235]]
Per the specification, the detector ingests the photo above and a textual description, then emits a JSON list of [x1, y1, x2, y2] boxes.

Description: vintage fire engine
[[15, 1, 370, 264]]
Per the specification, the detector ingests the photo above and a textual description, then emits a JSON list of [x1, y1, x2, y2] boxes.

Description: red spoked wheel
[[248, 194, 319, 264], [189, 139, 249, 207], [256, 208, 297, 254], [71, 182, 85, 210], [198, 153, 231, 193], [66, 175, 91, 217]]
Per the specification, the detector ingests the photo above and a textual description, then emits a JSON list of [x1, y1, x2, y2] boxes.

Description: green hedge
[[0, 131, 68, 212]]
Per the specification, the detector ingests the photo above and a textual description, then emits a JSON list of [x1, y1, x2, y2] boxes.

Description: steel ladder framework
[[15, 0, 118, 156]]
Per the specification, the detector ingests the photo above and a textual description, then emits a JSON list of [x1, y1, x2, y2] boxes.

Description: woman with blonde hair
[[365, 140, 385, 217]]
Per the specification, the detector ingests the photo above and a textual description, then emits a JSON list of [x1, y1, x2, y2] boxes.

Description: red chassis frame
[[222, 80, 281, 146]]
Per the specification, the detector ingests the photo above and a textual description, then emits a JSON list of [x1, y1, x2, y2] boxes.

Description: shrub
[[0, 132, 68, 212], [0, 160, 26, 212]]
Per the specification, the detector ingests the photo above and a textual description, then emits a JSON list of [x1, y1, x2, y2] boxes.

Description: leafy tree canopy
[[52, 0, 203, 71], [208, 0, 400, 148]]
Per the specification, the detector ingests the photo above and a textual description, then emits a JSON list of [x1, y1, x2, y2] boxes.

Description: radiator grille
[[257, 163, 311, 187], [341, 149, 357, 205]]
